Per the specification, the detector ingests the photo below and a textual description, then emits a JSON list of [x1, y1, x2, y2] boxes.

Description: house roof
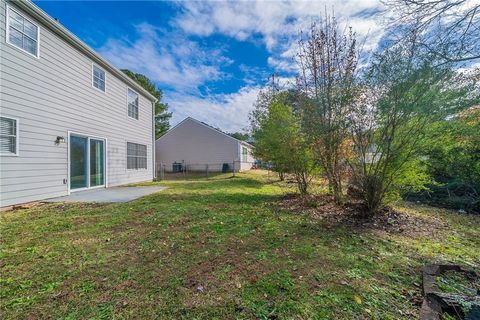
[[157, 117, 254, 148], [10, 0, 157, 103]]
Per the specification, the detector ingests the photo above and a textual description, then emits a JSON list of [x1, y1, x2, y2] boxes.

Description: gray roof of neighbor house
[[158, 117, 254, 148], [10, 0, 157, 102]]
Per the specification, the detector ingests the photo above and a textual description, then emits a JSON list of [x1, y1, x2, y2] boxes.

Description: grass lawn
[[1, 171, 479, 319]]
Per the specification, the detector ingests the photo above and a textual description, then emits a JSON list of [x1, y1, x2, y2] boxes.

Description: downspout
[[152, 101, 156, 180], [237, 141, 241, 173]]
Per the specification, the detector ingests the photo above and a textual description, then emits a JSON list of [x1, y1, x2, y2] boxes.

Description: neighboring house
[[155, 117, 255, 173], [0, 0, 157, 207]]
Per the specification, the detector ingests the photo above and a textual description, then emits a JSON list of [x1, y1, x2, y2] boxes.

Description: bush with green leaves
[[407, 108, 480, 212], [347, 39, 480, 215], [251, 92, 316, 194]]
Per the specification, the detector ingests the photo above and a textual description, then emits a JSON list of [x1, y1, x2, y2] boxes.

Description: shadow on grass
[[179, 176, 265, 189]]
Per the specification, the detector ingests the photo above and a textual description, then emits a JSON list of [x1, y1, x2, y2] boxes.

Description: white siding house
[[155, 117, 254, 173], [0, 0, 157, 207]]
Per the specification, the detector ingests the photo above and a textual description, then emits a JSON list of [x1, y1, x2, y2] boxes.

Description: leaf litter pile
[[276, 194, 450, 237]]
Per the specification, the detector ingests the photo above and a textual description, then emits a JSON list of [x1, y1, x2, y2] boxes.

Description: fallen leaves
[[276, 194, 450, 238], [354, 295, 363, 304]]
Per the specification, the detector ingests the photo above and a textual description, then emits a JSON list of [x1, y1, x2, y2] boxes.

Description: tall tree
[[122, 69, 172, 138], [228, 132, 249, 141], [296, 14, 359, 203]]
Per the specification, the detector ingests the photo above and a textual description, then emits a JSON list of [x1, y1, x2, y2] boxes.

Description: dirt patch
[[52, 202, 108, 211], [138, 208, 156, 216], [114, 279, 138, 291], [71, 237, 101, 246], [276, 194, 450, 238]]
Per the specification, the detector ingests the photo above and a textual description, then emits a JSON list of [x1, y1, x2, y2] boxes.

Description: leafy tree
[[122, 69, 172, 138], [228, 132, 249, 141], [296, 15, 358, 203], [347, 39, 480, 215], [416, 107, 480, 211], [251, 92, 316, 194], [250, 76, 285, 179]]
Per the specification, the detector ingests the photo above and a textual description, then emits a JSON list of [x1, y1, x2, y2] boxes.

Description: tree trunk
[[362, 175, 383, 217], [296, 172, 309, 195], [325, 163, 343, 204]]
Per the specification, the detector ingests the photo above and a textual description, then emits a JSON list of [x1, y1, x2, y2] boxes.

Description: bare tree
[[384, 0, 480, 63], [296, 13, 358, 203]]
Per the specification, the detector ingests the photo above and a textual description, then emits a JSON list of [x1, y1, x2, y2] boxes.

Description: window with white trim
[[127, 88, 139, 119], [127, 142, 147, 169], [0, 117, 18, 155], [7, 7, 39, 57], [92, 64, 106, 92], [242, 146, 248, 162]]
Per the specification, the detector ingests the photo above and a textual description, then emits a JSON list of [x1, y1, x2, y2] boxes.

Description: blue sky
[[34, 0, 386, 132]]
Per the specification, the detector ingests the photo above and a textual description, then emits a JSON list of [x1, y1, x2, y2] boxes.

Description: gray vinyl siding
[[155, 118, 254, 172], [0, 0, 154, 206]]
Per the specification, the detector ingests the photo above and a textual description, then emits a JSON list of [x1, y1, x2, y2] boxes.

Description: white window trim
[[67, 131, 108, 195], [0, 116, 20, 157], [91, 63, 107, 93], [126, 87, 140, 120], [241, 146, 248, 163], [5, 4, 40, 59], [125, 141, 148, 171]]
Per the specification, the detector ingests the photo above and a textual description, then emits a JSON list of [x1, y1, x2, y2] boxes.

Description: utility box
[[222, 163, 230, 173], [172, 162, 183, 173]]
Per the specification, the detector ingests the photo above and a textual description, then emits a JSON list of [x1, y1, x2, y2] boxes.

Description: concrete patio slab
[[45, 186, 166, 203]]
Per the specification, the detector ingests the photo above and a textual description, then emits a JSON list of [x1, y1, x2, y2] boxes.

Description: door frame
[[67, 131, 108, 194]]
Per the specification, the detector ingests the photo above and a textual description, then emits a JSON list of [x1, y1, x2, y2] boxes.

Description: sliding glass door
[[70, 134, 105, 190], [70, 135, 88, 189], [90, 139, 104, 187]]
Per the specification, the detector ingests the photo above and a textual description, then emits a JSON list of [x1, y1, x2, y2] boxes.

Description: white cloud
[[98, 23, 229, 92], [166, 86, 261, 132], [169, 1, 389, 131], [98, 22, 257, 132], [174, 0, 386, 62], [267, 56, 297, 73]]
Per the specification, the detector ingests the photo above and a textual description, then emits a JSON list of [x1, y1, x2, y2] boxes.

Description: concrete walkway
[[45, 186, 166, 203]]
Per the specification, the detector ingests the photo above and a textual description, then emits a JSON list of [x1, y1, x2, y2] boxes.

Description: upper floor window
[[127, 88, 139, 119], [7, 7, 39, 57], [92, 64, 106, 92], [0, 116, 19, 156]]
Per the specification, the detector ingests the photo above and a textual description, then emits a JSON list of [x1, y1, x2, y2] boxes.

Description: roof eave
[[240, 140, 254, 148]]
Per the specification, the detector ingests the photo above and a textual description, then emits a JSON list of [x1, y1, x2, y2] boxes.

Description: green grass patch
[[1, 171, 479, 319]]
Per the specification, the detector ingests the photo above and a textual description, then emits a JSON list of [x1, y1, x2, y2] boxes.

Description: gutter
[[11, 0, 158, 103]]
